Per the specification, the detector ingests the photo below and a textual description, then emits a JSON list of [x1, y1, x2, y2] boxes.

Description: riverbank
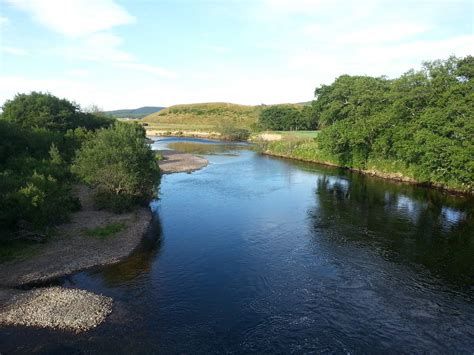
[[147, 129, 221, 139], [0, 185, 152, 288], [157, 149, 209, 174], [0, 146, 208, 333], [0, 185, 151, 333], [256, 139, 472, 195]]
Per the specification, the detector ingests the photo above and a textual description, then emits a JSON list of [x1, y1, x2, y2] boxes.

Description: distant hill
[[105, 106, 165, 119]]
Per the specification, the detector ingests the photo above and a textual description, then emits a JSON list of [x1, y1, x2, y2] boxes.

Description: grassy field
[[277, 131, 320, 139], [142, 123, 216, 131], [142, 102, 263, 130]]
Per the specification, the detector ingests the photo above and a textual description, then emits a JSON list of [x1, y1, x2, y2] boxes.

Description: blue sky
[[0, 0, 472, 110]]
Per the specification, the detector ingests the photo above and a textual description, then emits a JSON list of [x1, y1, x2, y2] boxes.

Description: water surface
[[2, 137, 473, 353]]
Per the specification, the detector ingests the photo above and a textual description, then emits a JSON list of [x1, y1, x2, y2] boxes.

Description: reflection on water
[[89, 216, 163, 286], [312, 175, 474, 288], [2, 138, 473, 353]]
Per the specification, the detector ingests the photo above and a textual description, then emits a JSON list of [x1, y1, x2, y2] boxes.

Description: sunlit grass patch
[[83, 222, 126, 239]]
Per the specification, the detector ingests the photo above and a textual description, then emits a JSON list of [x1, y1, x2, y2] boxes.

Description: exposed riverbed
[[1, 137, 473, 353]]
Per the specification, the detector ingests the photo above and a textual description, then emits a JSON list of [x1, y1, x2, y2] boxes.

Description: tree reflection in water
[[310, 174, 474, 288]]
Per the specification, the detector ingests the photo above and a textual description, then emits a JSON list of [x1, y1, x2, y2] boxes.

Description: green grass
[[277, 130, 320, 138], [0, 240, 41, 263], [142, 103, 262, 131], [141, 103, 313, 137], [144, 123, 216, 131], [142, 102, 262, 130], [0, 228, 59, 263], [167, 141, 246, 155], [83, 222, 126, 239]]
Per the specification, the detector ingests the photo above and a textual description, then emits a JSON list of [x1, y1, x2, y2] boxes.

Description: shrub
[[217, 121, 250, 141], [72, 122, 161, 212]]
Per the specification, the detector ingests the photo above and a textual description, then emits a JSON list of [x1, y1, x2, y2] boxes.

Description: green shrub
[[72, 122, 161, 212], [217, 121, 250, 141]]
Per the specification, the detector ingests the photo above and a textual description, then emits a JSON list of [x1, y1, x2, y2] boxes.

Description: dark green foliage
[[217, 121, 251, 141], [315, 56, 474, 192], [2, 92, 113, 131], [0, 92, 159, 245], [313, 75, 390, 127], [259, 105, 316, 130], [0, 121, 80, 240], [72, 122, 161, 212]]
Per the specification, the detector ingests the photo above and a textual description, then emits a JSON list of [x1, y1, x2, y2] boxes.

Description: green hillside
[[142, 102, 305, 131]]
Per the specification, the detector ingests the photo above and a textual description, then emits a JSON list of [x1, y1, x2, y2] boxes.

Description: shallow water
[[2, 137, 474, 353]]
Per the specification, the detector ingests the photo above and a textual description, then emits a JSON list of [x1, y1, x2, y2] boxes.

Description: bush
[[72, 122, 161, 212], [0, 92, 112, 243], [217, 121, 250, 141], [15, 172, 80, 230]]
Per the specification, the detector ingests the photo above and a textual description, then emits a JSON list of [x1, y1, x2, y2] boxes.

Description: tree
[[259, 105, 315, 131], [314, 56, 474, 192], [72, 123, 161, 212], [312, 75, 390, 127], [2, 92, 113, 132]]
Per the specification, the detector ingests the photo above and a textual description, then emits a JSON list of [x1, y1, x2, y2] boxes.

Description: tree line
[[259, 55, 473, 193], [0, 92, 160, 243]]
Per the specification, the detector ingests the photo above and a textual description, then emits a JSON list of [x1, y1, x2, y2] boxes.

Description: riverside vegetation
[[259, 56, 473, 193], [0, 92, 160, 254], [141, 55, 473, 193]]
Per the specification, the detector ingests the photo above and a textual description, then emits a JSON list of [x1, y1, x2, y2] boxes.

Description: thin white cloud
[[116, 63, 179, 79], [1, 46, 28, 55], [301, 22, 432, 44], [288, 34, 474, 82], [0, 15, 9, 25], [207, 45, 232, 54], [60, 33, 134, 63], [6, 1, 178, 80], [6, 0, 135, 38], [66, 69, 90, 77], [337, 23, 432, 44]]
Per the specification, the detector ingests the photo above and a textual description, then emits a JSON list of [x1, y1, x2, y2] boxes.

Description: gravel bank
[[0, 185, 152, 288], [0, 287, 112, 333], [0, 185, 152, 333], [157, 150, 208, 174]]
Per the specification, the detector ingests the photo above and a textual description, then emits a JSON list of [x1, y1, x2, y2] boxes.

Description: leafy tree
[[314, 56, 474, 192], [259, 105, 316, 130], [0, 92, 113, 242], [72, 123, 161, 212], [313, 75, 390, 127], [2, 92, 113, 131]]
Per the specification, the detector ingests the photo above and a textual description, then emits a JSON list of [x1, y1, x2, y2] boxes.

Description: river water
[[2, 137, 474, 353]]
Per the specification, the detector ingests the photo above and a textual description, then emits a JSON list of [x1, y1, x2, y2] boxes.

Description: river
[[2, 137, 473, 353]]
